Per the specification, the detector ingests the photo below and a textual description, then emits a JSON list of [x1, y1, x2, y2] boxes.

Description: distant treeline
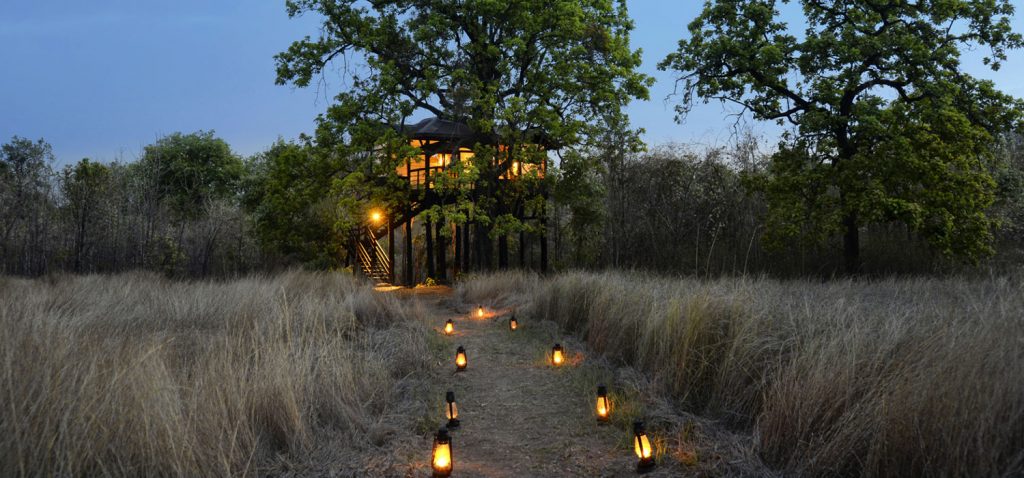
[[2, 131, 1023, 278], [553, 132, 1024, 276]]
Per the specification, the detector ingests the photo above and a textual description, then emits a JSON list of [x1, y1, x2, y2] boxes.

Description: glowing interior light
[[552, 343, 564, 366], [596, 384, 610, 421], [455, 346, 467, 371], [431, 428, 453, 477]]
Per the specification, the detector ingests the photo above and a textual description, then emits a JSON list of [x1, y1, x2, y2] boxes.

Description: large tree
[[275, 0, 651, 269], [661, 0, 1023, 273]]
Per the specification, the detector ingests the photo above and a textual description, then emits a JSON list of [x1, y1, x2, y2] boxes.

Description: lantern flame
[[370, 210, 383, 224], [596, 385, 610, 421], [552, 344, 564, 366], [431, 428, 453, 477], [455, 346, 467, 370], [444, 320, 454, 335], [509, 317, 518, 331], [634, 434, 652, 459], [633, 421, 656, 472], [476, 306, 484, 318]]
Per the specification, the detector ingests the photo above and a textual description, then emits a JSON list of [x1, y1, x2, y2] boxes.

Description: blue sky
[[2, 1, 1023, 165]]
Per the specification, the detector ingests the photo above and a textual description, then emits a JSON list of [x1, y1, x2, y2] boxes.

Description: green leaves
[[139, 131, 242, 221], [273, 0, 651, 264], [664, 0, 1023, 268]]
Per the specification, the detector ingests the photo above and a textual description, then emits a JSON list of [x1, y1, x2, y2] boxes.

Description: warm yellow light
[[444, 319, 454, 335], [446, 402, 458, 420], [634, 434, 652, 459], [433, 446, 451, 469], [552, 344, 564, 366], [455, 346, 467, 371], [509, 317, 518, 331], [431, 428, 453, 477], [370, 210, 383, 223], [476, 306, 484, 318], [633, 420, 656, 472], [596, 385, 610, 421]]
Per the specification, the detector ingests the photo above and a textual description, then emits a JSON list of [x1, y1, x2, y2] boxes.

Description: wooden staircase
[[353, 200, 427, 284], [355, 225, 391, 282]]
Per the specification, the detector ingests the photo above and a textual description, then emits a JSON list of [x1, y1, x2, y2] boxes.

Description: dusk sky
[[3, 1, 1023, 165]]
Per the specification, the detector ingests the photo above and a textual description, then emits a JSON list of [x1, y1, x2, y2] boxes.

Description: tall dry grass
[[0, 271, 430, 476], [460, 270, 1024, 477]]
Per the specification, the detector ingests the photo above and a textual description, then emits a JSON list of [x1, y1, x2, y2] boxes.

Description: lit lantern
[[444, 319, 454, 335], [551, 343, 565, 366], [509, 316, 518, 331], [476, 305, 484, 318], [431, 427, 453, 477], [444, 391, 460, 428], [633, 421, 656, 473], [455, 346, 467, 371], [596, 384, 610, 422], [369, 209, 383, 224]]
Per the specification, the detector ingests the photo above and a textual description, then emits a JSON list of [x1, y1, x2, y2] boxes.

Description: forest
[[4, 129, 1024, 278]]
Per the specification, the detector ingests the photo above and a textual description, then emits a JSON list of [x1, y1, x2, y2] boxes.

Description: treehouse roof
[[395, 116, 559, 149], [400, 117, 474, 141]]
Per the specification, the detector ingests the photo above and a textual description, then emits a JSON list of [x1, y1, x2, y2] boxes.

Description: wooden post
[[540, 200, 548, 274], [436, 220, 447, 282], [453, 223, 462, 279], [387, 214, 395, 284], [425, 218, 435, 280], [404, 214, 413, 286]]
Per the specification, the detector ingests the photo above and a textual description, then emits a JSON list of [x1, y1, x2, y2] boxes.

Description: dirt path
[[397, 288, 688, 478]]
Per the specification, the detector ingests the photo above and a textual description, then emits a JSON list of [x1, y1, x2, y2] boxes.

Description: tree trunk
[[498, 234, 508, 269], [425, 218, 435, 280], [540, 200, 548, 274], [453, 224, 461, 279], [404, 214, 414, 286], [436, 220, 446, 282], [388, 216, 395, 284], [843, 212, 860, 275]]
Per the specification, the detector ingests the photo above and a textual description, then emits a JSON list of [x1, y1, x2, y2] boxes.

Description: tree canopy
[[661, 0, 1024, 272], [273, 0, 652, 268], [138, 131, 243, 221]]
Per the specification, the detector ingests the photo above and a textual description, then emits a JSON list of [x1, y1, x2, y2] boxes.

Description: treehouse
[[354, 117, 550, 285]]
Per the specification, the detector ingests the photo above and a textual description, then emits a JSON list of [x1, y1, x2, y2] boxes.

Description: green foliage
[[275, 0, 652, 244], [243, 140, 345, 267], [60, 159, 113, 272], [662, 0, 1024, 270], [139, 131, 242, 220]]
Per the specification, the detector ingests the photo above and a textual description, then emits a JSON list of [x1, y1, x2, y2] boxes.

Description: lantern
[[455, 346, 467, 371], [431, 427, 453, 477], [596, 384, 610, 422], [551, 343, 564, 366], [444, 391, 460, 428], [476, 305, 484, 318], [633, 421, 656, 473], [509, 316, 518, 331], [369, 209, 383, 224], [444, 319, 454, 335]]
